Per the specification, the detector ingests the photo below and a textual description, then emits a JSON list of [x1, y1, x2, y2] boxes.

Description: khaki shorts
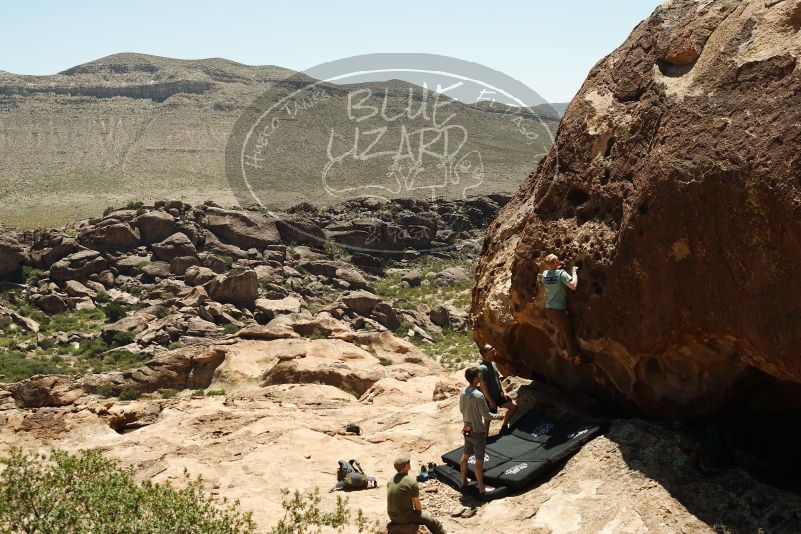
[[463, 432, 487, 461]]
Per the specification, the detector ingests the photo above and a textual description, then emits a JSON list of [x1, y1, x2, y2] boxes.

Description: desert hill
[[0, 53, 561, 229]]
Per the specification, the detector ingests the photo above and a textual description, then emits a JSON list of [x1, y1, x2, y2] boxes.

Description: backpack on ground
[[331, 459, 377, 491]]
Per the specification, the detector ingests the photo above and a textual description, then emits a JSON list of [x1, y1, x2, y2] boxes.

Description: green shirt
[[386, 473, 418, 521], [542, 269, 572, 309]]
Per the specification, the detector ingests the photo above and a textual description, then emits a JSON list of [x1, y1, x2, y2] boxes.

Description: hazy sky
[[1, 1, 661, 103]]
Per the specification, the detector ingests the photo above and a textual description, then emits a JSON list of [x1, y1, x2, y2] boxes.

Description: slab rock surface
[[1, 343, 799, 533], [472, 0, 801, 418]]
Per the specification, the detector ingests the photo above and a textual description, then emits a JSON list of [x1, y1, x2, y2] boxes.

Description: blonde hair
[[544, 254, 560, 266]]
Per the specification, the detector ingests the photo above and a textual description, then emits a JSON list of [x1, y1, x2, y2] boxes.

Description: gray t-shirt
[[542, 269, 572, 309], [479, 360, 504, 405], [459, 385, 501, 430]]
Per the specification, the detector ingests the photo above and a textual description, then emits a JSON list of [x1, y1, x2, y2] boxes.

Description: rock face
[[204, 208, 281, 250], [472, 0, 801, 418], [204, 269, 259, 305], [0, 230, 25, 278]]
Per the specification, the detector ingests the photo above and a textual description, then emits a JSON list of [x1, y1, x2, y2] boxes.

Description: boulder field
[[472, 0, 801, 420]]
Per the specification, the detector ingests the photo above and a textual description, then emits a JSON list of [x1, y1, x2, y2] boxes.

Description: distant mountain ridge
[[0, 53, 561, 228]]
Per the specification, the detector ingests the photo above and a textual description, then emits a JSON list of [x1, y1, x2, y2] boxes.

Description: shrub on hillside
[[0, 448, 255, 534], [103, 301, 127, 323], [269, 488, 381, 534]]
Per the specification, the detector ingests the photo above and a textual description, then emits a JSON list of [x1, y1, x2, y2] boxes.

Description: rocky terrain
[[0, 194, 507, 387], [0, 53, 559, 228], [472, 0, 801, 476], [1, 193, 800, 532]]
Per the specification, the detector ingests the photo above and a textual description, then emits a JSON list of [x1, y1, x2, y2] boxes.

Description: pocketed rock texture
[[472, 0, 801, 418]]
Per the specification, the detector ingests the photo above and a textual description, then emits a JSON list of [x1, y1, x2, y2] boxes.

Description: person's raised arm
[[566, 266, 579, 291]]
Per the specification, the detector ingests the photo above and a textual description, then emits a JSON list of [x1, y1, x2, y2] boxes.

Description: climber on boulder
[[541, 253, 588, 364]]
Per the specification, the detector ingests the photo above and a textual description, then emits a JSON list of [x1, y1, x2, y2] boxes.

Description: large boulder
[[261, 338, 385, 396], [204, 269, 259, 305], [472, 0, 801, 419], [29, 232, 81, 268], [49, 250, 108, 281], [275, 214, 326, 248], [77, 221, 140, 251], [204, 207, 281, 250], [0, 231, 25, 279], [102, 314, 154, 342], [152, 232, 197, 261], [254, 296, 302, 323], [341, 290, 382, 315], [8, 375, 84, 408], [135, 210, 177, 244]]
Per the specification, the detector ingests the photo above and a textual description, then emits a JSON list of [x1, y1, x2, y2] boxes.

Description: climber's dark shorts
[[488, 394, 513, 413]]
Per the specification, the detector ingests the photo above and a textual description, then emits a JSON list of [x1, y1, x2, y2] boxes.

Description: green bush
[[103, 302, 128, 323], [96, 383, 115, 398], [0, 448, 255, 533], [159, 388, 179, 399], [269, 488, 380, 534], [118, 386, 141, 401], [0, 353, 63, 383], [75, 338, 110, 358], [21, 267, 44, 286], [223, 324, 240, 335], [107, 330, 135, 348], [101, 350, 142, 369]]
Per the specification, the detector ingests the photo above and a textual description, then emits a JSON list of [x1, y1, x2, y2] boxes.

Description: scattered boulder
[[254, 296, 302, 323], [371, 302, 401, 331], [80, 345, 228, 395], [185, 265, 217, 286], [334, 267, 369, 289], [135, 211, 176, 244], [204, 269, 258, 305], [115, 255, 150, 274], [434, 266, 469, 287], [0, 231, 25, 279], [30, 293, 68, 314], [78, 222, 140, 251], [239, 312, 352, 340], [401, 269, 422, 287], [49, 250, 108, 281], [341, 290, 382, 316], [8, 375, 84, 408], [152, 232, 197, 262], [429, 304, 469, 331], [102, 314, 153, 342], [185, 317, 219, 337], [275, 214, 326, 248], [170, 255, 199, 275], [140, 261, 171, 279], [204, 207, 281, 250], [28, 234, 80, 269], [179, 286, 209, 308], [64, 280, 97, 299]]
